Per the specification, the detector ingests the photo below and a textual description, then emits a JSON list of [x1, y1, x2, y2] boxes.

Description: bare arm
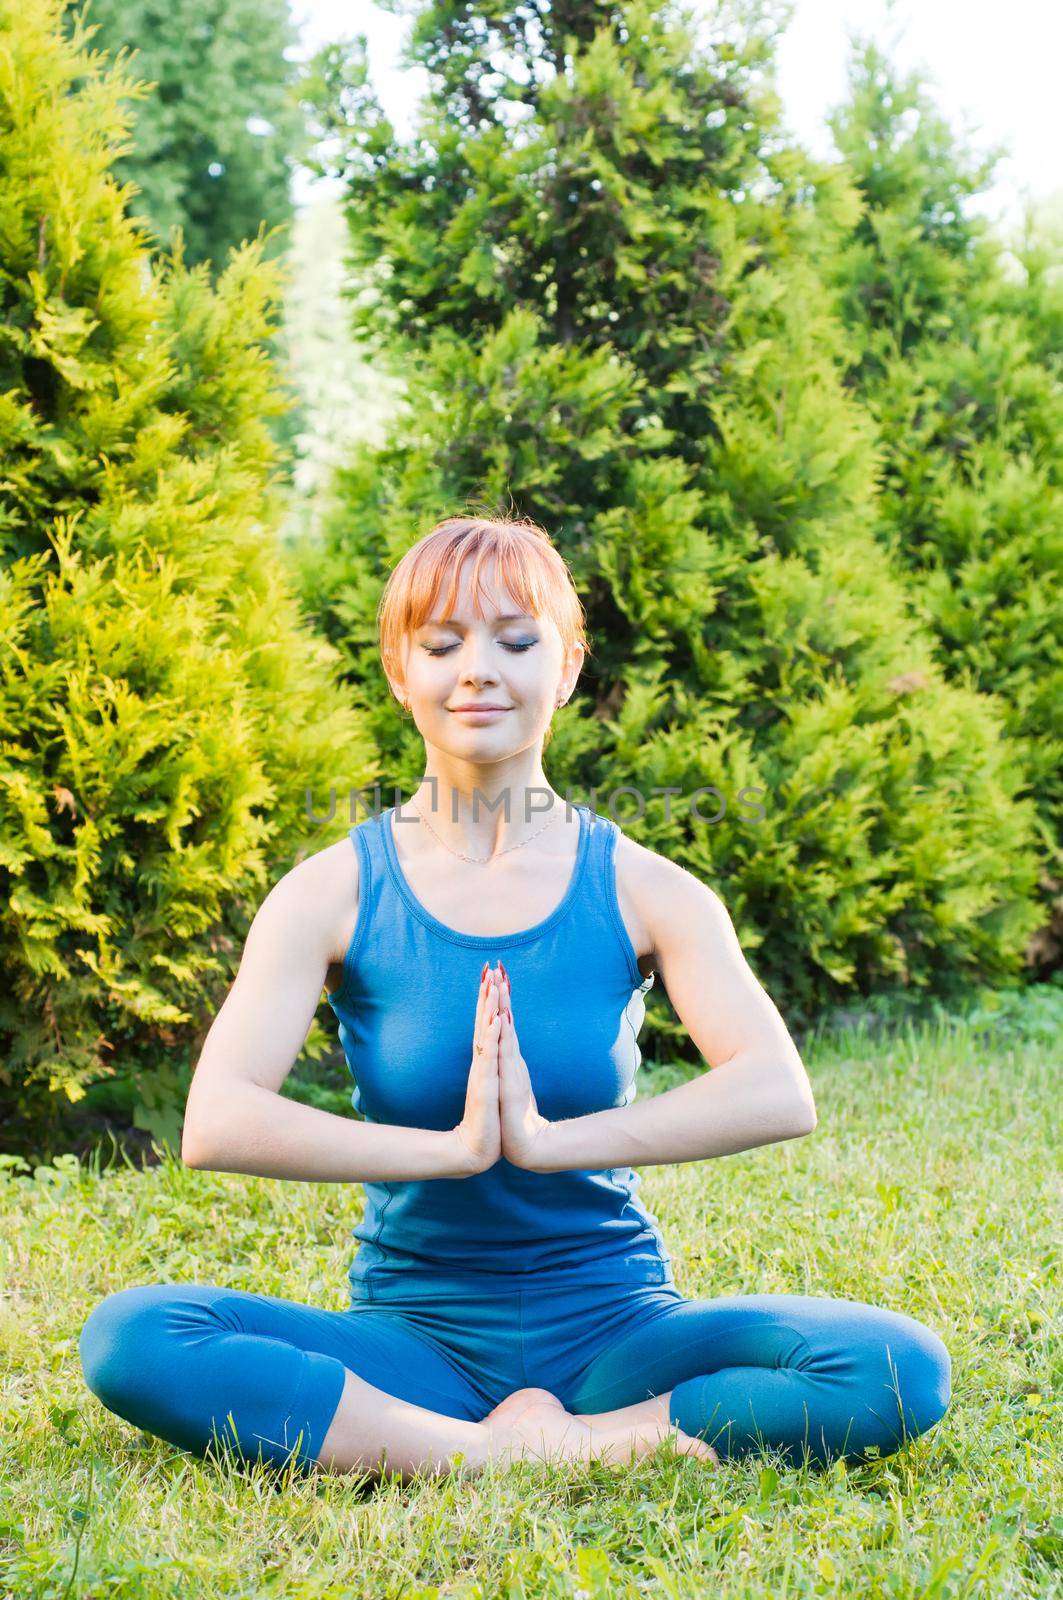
[[180, 852, 468, 1183], [527, 853, 817, 1173]]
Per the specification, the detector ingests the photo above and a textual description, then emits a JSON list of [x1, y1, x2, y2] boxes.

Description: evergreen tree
[[63, 0, 308, 275], [294, 0, 1042, 1043], [0, 0, 373, 1149], [827, 39, 1063, 974]]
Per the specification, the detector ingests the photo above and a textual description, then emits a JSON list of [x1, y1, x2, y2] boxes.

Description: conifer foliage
[[60, 0, 306, 276], [298, 0, 1044, 1037], [0, 0, 370, 1139], [827, 41, 1063, 973]]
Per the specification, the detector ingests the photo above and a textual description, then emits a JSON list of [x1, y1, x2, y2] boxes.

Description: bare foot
[[593, 1416, 719, 1467], [484, 1387, 593, 1465], [573, 1392, 720, 1468], [482, 1388, 717, 1468], [483, 1387, 566, 1430]]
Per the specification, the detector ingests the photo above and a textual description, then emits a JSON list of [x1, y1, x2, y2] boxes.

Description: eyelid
[[422, 630, 534, 643]]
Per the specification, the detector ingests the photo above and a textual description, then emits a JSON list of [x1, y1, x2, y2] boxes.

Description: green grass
[[1, 994, 1060, 1598]]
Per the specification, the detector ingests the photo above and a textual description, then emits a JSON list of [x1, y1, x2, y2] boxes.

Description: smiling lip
[[449, 705, 511, 717]]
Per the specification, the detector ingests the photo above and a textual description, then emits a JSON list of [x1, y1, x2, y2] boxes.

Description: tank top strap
[[337, 807, 389, 982], [572, 806, 654, 994], [579, 803, 616, 899]]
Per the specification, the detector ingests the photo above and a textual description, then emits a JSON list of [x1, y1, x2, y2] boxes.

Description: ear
[[561, 641, 586, 700]]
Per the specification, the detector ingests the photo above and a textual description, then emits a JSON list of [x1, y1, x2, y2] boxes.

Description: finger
[[474, 974, 497, 1064], [483, 985, 502, 1056], [483, 968, 501, 1024], [478, 963, 494, 1019]]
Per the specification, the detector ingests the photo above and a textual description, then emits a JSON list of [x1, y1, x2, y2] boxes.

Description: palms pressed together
[[468, 964, 719, 1470]]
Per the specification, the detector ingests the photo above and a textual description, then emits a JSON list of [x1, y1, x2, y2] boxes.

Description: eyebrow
[[421, 613, 535, 627]]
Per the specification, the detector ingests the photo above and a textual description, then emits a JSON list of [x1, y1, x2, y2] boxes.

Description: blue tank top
[[326, 802, 675, 1300]]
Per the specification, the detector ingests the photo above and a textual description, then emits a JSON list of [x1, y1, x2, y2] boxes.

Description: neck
[[403, 758, 573, 854]]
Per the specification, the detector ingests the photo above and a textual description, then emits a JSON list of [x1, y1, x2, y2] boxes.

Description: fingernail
[[499, 959, 507, 978]]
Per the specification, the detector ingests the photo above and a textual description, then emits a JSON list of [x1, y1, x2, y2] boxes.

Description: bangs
[[378, 515, 589, 685]]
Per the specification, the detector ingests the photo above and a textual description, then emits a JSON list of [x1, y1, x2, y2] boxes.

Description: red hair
[[378, 514, 591, 697]]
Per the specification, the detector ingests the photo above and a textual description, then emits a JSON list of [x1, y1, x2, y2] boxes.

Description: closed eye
[[423, 640, 538, 656]]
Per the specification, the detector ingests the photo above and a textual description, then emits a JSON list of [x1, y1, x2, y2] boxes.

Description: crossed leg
[[563, 1290, 952, 1469], [78, 1281, 492, 1480], [77, 1281, 710, 1483], [79, 1283, 951, 1481]]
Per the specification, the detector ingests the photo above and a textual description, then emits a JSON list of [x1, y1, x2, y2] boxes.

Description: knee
[[896, 1321, 952, 1440], [79, 1284, 182, 1416], [860, 1314, 952, 1459]]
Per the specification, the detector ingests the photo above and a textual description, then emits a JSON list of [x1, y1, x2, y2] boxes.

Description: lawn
[[1, 991, 1060, 1598]]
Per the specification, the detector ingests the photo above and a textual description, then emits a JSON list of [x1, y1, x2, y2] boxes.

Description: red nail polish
[[499, 959, 507, 978]]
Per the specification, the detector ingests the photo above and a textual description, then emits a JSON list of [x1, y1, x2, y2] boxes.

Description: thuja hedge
[[294, 0, 1046, 1055], [826, 40, 1063, 970], [0, 1, 374, 1137]]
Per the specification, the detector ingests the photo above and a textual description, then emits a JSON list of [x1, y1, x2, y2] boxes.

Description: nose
[[457, 634, 501, 686]]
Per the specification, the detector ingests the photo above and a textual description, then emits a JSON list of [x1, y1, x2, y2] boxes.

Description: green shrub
[[0, 0, 376, 1145], [826, 40, 1063, 970], [293, 1, 1043, 1048]]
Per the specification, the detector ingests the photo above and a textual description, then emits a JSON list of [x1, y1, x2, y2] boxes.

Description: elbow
[[180, 1120, 211, 1170], [781, 1067, 817, 1138], [181, 1141, 204, 1170], [792, 1103, 817, 1138], [789, 1088, 817, 1138], [180, 1079, 224, 1169]]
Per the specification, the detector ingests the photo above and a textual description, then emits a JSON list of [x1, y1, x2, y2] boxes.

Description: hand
[[452, 966, 503, 1176], [495, 962, 554, 1172]]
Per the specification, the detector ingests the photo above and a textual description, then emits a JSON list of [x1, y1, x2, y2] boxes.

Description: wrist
[[523, 1116, 562, 1174], [443, 1127, 480, 1178]]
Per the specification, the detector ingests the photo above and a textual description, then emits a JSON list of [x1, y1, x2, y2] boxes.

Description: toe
[[677, 1429, 718, 1464]]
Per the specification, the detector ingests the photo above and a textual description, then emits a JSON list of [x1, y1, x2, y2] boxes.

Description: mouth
[[448, 706, 512, 719]]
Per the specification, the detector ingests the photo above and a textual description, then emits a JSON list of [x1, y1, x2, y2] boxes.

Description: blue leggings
[[78, 1276, 951, 1477]]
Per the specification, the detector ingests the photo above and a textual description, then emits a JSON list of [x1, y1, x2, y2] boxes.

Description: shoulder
[[612, 824, 733, 965], [264, 830, 361, 973]]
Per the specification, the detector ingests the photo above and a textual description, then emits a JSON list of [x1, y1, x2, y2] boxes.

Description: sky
[[287, 0, 1062, 228]]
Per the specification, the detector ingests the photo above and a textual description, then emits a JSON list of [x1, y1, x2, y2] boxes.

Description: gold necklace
[[408, 795, 564, 864]]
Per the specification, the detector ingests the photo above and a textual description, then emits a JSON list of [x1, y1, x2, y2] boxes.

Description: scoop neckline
[[380, 802, 591, 948]]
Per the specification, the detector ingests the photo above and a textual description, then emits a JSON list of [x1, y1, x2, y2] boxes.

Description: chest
[[391, 843, 580, 939], [337, 968, 647, 1130], [326, 825, 656, 991]]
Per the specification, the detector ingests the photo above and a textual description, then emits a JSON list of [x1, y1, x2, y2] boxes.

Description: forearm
[[532, 1053, 817, 1173], [181, 1080, 463, 1183]]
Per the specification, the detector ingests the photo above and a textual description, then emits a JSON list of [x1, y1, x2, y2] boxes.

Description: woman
[[79, 515, 952, 1484]]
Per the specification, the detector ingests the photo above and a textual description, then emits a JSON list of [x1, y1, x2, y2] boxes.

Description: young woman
[[79, 515, 952, 1484]]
